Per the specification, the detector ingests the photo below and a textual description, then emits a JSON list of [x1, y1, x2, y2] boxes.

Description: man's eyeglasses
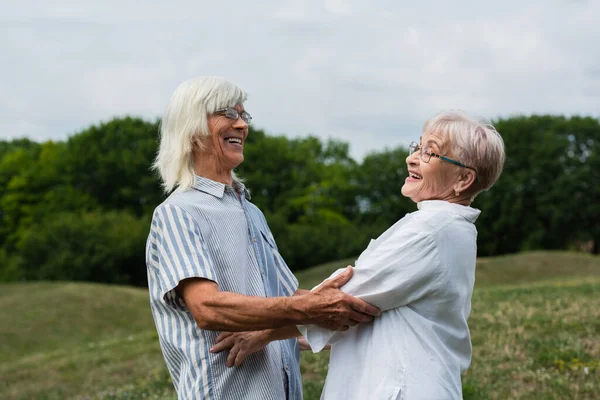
[[213, 108, 252, 124], [408, 142, 478, 181]]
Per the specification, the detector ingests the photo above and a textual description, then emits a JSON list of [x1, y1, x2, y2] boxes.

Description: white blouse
[[298, 200, 481, 400]]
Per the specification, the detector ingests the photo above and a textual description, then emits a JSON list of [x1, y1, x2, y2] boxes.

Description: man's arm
[[178, 266, 379, 332], [210, 325, 331, 367]]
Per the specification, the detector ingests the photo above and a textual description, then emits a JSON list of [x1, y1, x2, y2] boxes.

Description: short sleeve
[[299, 230, 442, 352], [150, 204, 218, 310]]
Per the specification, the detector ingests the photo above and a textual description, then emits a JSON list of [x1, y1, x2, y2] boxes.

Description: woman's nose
[[406, 150, 419, 166]]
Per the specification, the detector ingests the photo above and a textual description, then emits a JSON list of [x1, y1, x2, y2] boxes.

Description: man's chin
[[228, 154, 244, 168]]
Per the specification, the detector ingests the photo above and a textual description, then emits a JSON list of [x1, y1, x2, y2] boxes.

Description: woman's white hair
[[423, 110, 506, 198], [153, 76, 247, 193]]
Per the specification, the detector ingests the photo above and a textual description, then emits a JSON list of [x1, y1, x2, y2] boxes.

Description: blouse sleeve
[[299, 229, 442, 352]]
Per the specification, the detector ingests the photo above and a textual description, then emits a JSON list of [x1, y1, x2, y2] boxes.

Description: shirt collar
[[192, 175, 251, 200], [417, 200, 481, 223]]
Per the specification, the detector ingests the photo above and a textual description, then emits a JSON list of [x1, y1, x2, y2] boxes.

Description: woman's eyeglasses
[[408, 142, 478, 182]]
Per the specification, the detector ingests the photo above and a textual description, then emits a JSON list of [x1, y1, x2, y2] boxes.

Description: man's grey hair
[[153, 76, 247, 193]]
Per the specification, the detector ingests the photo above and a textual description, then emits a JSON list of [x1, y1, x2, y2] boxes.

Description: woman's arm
[[300, 230, 442, 352]]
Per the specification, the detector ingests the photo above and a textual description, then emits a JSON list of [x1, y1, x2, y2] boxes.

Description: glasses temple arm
[[440, 156, 479, 182]]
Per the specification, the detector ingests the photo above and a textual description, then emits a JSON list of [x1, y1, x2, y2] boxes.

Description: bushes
[[14, 211, 149, 286], [275, 220, 371, 271], [1, 114, 598, 285]]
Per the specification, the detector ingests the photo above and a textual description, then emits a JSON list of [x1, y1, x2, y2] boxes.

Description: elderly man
[[145, 76, 379, 400]]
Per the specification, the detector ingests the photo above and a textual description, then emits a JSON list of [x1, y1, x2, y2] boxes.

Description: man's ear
[[192, 136, 206, 152]]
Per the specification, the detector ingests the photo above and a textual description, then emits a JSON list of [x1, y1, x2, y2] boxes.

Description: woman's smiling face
[[401, 131, 459, 203]]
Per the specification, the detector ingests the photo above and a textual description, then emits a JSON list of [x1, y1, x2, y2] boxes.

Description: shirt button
[[285, 364, 289, 370], [252, 237, 257, 243]]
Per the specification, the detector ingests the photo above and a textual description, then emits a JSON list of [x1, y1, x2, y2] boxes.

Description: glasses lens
[[409, 142, 418, 154], [224, 108, 239, 120], [420, 148, 432, 163], [241, 111, 252, 124]]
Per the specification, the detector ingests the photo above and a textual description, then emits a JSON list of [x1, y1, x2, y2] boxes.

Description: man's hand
[[210, 331, 269, 367], [302, 266, 380, 331]]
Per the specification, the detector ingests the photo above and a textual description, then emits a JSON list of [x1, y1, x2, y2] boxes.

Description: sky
[[2, 0, 599, 160]]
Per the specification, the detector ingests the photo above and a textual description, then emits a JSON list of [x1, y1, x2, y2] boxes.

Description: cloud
[[1, 0, 599, 159]]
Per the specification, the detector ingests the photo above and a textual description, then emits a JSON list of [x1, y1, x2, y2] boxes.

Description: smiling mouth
[[225, 137, 242, 145], [409, 172, 422, 179]]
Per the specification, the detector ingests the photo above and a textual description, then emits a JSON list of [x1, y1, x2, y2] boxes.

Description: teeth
[[226, 138, 242, 144], [410, 173, 422, 179]]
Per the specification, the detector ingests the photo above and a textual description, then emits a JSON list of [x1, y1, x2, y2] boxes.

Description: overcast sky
[[2, 0, 599, 159]]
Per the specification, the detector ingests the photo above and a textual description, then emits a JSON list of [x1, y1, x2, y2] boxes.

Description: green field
[[1, 251, 599, 399]]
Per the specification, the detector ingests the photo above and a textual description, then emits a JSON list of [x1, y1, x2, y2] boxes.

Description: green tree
[[2, 114, 598, 284], [354, 147, 415, 235], [17, 211, 149, 285], [476, 115, 600, 255], [238, 129, 365, 269], [64, 117, 164, 216], [0, 141, 50, 251]]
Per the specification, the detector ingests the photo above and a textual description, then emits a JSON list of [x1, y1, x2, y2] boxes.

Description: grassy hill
[[0, 282, 170, 399], [294, 250, 600, 289], [1, 251, 599, 399]]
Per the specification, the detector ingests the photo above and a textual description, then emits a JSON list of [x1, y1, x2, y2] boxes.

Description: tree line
[[0, 115, 597, 286]]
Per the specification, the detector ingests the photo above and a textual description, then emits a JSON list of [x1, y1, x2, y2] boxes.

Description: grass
[[462, 279, 600, 399], [0, 282, 156, 362], [0, 282, 170, 400], [1, 251, 599, 399], [294, 250, 600, 289]]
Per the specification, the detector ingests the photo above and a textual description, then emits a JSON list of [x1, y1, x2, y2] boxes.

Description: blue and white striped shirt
[[146, 175, 301, 400]]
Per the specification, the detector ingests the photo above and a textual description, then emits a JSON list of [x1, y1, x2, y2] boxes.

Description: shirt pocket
[[260, 229, 279, 250]]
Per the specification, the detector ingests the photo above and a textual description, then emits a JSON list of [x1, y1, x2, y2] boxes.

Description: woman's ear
[[454, 170, 477, 195]]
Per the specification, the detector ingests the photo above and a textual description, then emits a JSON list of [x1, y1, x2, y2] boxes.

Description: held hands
[[209, 266, 378, 366], [210, 331, 269, 367], [305, 266, 380, 331]]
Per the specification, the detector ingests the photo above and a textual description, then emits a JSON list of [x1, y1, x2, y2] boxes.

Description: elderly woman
[[213, 110, 505, 399]]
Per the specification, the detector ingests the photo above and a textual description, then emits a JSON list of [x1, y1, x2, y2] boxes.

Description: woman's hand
[[210, 331, 270, 367]]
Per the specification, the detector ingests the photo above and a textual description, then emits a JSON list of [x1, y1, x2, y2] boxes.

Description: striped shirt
[[146, 175, 302, 400]]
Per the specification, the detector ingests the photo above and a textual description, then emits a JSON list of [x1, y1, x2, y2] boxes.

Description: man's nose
[[232, 116, 248, 129]]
